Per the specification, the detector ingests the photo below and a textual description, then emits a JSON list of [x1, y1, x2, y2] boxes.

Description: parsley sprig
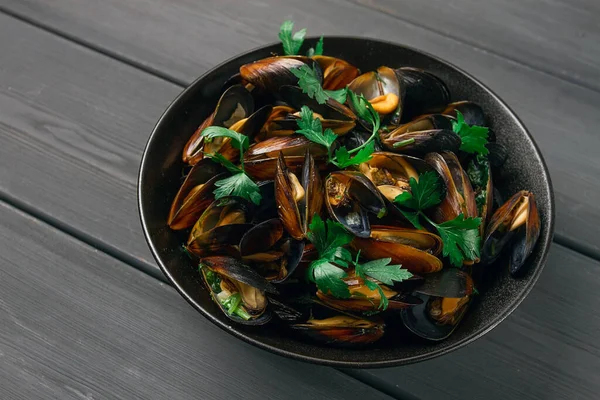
[[453, 110, 489, 156], [278, 20, 306, 56], [200, 126, 262, 205], [393, 171, 482, 266], [279, 21, 323, 57], [353, 252, 413, 310], [306, 215, 412, 310]]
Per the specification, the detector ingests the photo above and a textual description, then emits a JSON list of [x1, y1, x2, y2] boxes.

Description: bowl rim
[[138, 36, 555, 368]]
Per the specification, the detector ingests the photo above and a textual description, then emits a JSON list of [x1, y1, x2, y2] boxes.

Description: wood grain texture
[[1, 0, 599, 257], [349, 245, 600, 400], [0, 201, 393, 400], [349, 0, 599, 90]]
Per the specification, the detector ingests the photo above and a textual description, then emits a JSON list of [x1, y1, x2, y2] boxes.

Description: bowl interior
[[138, 37, 554, 368]]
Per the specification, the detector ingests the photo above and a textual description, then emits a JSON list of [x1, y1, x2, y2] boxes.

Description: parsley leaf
[[213, 172, 262, 205], [324, 87, 348, 104], [296, 105, 337, 153], [353, 254, 412, 310], [393, 171, 442, 211], [333, 141, 375, 168], [306, 215, 355, 297], [435, 215, 482, 267], [453, 110, 489, 156], [278, 20, 306, 56], [310, 259, 350, 298], [205, 153, 242, 174], [201, 126, 250, 153], [358, 258, 413, 285], [398, 209, 423, 230], [347, 90, 380, 133], [306, 36, 324, 57], [306, 214, 354, 259], [291, 64, 329, 104]]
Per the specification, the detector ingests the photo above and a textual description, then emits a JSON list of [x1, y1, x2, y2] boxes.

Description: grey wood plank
[[1, 0, 599, 257], [348, 244, 600, 400], [0, 201, 393, 400], [349, 0, 600, 90]]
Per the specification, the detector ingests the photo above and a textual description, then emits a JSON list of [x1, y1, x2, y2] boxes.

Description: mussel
[[358, 152, 431, 202], [313, 55, 360, 91], [245, 135, 328, 161], [292, 314, 385, 346], [325, 171, 387, 237], [186, 197, 253, 257], [381, 114, 461, 156], [200, 256, 278, 325], [442, 101, 486, 127], [240, 56, 322, 93], [239, 218, 305, 283], [279, 85, 356, 135], [168, 159, 226, 230], [481, 191, 540, 275], [183, 85, 254, 165], [348, 66, 404, 121], [317, 272, 422, 312], [401, 292, 470, 341], [397, 67, 450, 123], [414, 268, 474, 298], [425, 151, 478, 223], [275, 150, 323, 240], [352, 226, 443, 274]]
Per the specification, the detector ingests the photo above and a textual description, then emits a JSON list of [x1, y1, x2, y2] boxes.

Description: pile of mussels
[[167, 54, 541, 345]]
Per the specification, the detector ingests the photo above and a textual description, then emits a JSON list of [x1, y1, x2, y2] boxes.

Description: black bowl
[[138, 37, 554, 368]]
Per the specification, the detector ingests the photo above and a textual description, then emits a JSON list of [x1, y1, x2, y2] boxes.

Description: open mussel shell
[[257, 105, 297, 140], [317, 273, 422, 312], [352, 226, 443, 274], [200, 256, 278, 325], [240, 56, 322, 94], [482, 190, 540, 275], [167, 159, 226, 230], [426, 151, 478, 223], [183, 85, 254, 164], [358, 151, 431, 202], [291, 299, 385, 346], [381, 114, 460, 156], [187, 196, 252, 239], [414, 269, 474, 298], [401, 293, 470, 341], [349, 66, 404, 123], [187, 223, 253, 258], [239, 218, 305, 283], [325, 171, 387, 238], [245, 155, 305, 181], [275, 150, 324, 240], [442, 101, 486, 127], [292, 314, 385, 346], [313, 55, 360, 91], [397, 67, 450, 123]]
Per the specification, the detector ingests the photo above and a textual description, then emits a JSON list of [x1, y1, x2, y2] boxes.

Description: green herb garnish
[[200, 127, 261, 205], [306, 36, 324, 57], [324, 87, 348, 104], [306, 214, 354, 299], [295, 106, 337, 162], [393, 171, 482, 266], [292, 64, 330, 104], [353, 252, 413, 310], [453, 110, 489, 156], [278, 20, 306, 56]]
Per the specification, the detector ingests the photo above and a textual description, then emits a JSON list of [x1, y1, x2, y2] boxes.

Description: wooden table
[[1, 1, 598, 398]]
